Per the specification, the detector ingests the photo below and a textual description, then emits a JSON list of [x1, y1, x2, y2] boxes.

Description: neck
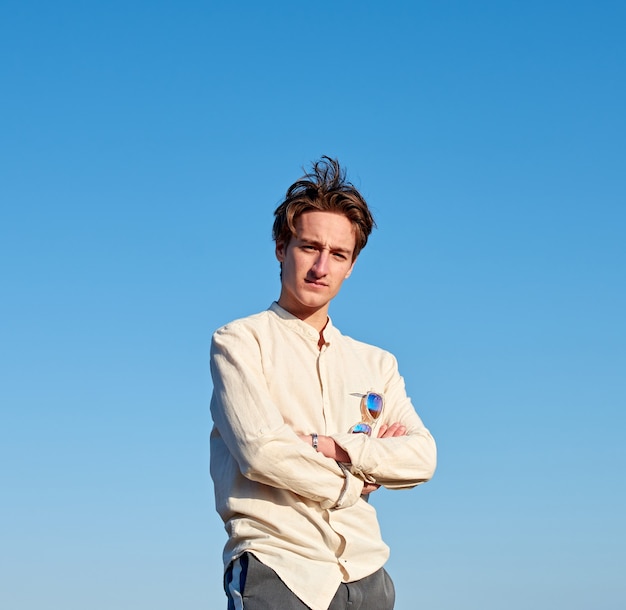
[[276, 298, 329, 334]]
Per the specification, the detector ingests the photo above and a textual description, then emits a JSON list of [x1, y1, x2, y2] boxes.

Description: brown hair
[[272, 156, 376, 260]]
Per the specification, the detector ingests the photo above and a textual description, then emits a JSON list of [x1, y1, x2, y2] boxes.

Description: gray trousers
[[225, 552, 395, 610]]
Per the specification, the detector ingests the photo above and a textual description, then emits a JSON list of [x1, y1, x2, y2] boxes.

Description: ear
[[275, 241, 286, 263], [344, 258, 357, 279]]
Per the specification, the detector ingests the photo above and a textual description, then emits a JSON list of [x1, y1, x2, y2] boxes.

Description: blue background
[[1, 1, 625, 609]]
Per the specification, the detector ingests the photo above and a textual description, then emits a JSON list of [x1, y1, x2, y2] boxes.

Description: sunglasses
[[350, 392, 384, 436]]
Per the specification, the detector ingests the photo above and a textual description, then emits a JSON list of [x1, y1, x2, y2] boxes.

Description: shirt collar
[[268, 302, 338, 345]]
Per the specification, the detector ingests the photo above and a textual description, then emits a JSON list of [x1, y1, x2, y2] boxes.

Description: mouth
[[305, 279, 328, 288]]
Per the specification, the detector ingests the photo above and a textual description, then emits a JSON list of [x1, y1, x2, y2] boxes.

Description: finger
[[362, 483, 380, 494], [379, 423, 400, 437], [379, 423, 407, 438]]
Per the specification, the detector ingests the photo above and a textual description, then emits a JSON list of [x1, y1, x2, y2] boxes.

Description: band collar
[[269, 302, 336, 345]]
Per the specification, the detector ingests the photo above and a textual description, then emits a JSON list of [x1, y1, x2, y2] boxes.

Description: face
[[276, 210, 357, 328]]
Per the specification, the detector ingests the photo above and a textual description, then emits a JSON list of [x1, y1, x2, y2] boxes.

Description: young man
[[210, 157, 436, 610]]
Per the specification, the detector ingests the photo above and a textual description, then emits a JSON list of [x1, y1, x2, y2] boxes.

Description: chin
[[297, 293, 332, 310]]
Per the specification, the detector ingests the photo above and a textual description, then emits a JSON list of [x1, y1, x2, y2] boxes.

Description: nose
[[311, 250, 330, 277]]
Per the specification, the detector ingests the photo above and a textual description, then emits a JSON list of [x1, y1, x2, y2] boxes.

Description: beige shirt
[[210, 303, 436, 610]]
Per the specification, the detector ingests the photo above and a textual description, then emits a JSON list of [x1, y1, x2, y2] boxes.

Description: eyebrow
[[299, 238, 353, 256]]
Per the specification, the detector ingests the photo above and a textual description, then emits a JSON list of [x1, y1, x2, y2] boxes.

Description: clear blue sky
[[1, 1, 625, 609]]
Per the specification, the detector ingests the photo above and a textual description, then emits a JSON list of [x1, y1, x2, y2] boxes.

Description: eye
[[301, 245, 316, 252], [333, 252, 348, 260]]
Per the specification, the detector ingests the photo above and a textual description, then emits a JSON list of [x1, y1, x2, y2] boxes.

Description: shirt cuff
[[330, 462, 363, 510]]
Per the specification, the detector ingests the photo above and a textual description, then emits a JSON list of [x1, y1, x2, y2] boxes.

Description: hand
[[377, 422, 407, 438], [362, 482, 380, 495], [297, 434, 350, 463]]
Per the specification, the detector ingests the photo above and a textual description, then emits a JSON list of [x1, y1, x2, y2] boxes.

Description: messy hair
[[272, 157, 375, 260]]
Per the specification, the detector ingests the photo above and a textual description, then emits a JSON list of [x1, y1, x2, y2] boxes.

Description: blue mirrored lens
[[351, 422, 372, 435], [365, 393, 383, 418]]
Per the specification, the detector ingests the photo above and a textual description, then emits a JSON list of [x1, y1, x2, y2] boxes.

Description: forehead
[[294, 210, 356, 251]]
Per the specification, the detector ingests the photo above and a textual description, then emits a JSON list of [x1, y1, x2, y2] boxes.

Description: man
[[210, 157, 436, 610]]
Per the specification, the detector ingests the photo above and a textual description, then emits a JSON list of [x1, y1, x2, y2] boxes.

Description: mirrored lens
[[363, 393, 383, 420], [351, 422, 372, 435]]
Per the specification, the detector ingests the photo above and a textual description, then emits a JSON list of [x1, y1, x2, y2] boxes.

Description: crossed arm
[[211, 324, 436, 507], [298, 422, 407, 494]]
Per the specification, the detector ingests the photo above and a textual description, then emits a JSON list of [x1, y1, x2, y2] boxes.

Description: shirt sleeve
[[331, 352, 437, 489], [210, 323, 364, 509]]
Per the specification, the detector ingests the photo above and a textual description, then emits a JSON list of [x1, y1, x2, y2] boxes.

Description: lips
[[305, 279, 328, 287]]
